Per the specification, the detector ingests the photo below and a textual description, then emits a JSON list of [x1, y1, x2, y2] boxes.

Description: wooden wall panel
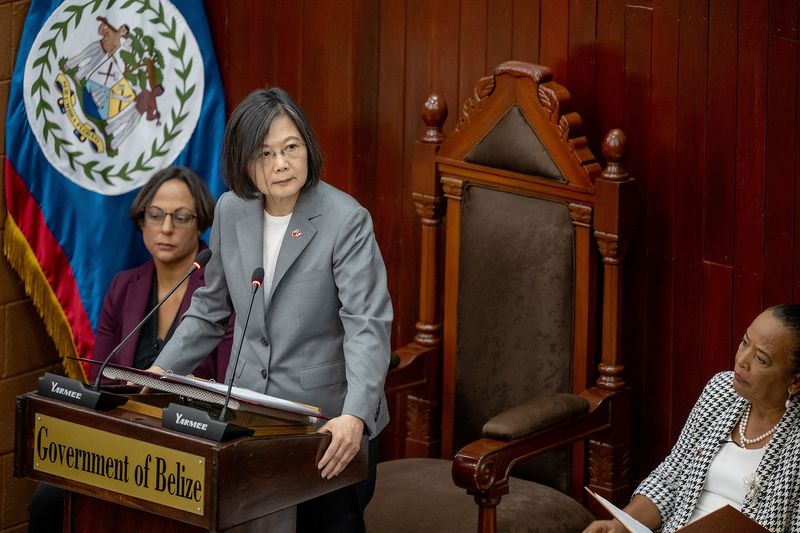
[[733, 1, 769, 350], [272, 0, 304, 102], [796, 46, 800, 303], [511, 0, 540, 63], [702, 0, 738, 387], [566, 0, 597, 145], [202, 0, 800, 482], [764, 35, 797, 306], [539, 0, 569, 81], [487, 0, 514, 71], [594, 0, 625, 147], [671, 0, 708, 451], [431, 0, 461, 135], [704, 0, 737, 266], [374, 0, 412, 348], [458, 0, 488, 112], [632, 2, 670, 470]]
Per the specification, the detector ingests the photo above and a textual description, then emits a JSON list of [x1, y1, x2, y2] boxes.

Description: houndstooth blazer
[[635, 371, 800, 532]]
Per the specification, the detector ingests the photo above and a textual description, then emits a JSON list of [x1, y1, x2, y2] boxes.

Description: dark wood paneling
[[632, 2, 671, 470], [732, 1, 769, 348], [539, 0, 569, 81], [671, 0, 708, 445], [511, 0, 540, 63], [702, 262, 734, 380], [566, 0, 597, 145], [487, 0, 514, 70], [704, 0, 737, 266], [595, 0, 625, 148], [764, 35, 797, 306], [431, 0, 461, 134], [458, 0, 489, 111], [204, 0, 800, 483]]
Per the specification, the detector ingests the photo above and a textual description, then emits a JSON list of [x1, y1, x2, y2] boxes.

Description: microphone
[[162, 267, 262, 441], [91, 248, 213, 391], [219, 267, 265, 421]]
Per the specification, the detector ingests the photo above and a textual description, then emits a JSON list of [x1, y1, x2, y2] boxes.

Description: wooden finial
[[602, 129, 628, 182], [421, 94, 447, 144]]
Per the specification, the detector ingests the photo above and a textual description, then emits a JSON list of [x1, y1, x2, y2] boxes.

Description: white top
[[688, 441, 766, 523], [262, 210, 292, 305]]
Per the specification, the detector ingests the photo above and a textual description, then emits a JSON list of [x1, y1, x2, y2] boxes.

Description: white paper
[[164, 373, 322, 417], [585, 488, 653, 533]]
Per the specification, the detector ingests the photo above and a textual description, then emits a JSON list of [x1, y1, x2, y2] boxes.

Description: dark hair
[[221, 87, 324, 199], [129, 166, 215, 232], [768, 304, 800, 375]]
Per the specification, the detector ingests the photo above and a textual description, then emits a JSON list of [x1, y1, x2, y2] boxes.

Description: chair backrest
[[440, 64, 601, 491], [395, 61, 634, 496]]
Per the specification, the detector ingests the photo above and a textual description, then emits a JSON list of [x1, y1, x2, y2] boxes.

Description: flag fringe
[[3, 216, 86, 382]]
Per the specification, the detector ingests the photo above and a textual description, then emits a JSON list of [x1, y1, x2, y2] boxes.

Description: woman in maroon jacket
[[90, 165, 232, 382], [30, 167, 232, 532]]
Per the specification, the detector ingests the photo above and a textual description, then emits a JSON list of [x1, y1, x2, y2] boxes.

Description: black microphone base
[[162, 403, 254, 442], [37, 372, 128, 410]]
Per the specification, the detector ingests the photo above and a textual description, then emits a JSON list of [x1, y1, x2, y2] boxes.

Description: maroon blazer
[[91, 259, 233, 382]]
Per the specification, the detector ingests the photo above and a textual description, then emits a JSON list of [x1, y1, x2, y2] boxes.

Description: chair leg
[[474, 494, 502, 533]]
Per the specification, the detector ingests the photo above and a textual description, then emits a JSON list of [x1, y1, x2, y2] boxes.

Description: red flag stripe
[[4, 159, 95, 362]]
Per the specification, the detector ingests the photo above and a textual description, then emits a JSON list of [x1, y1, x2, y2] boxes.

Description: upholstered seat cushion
[[365, 459, 595, 533]]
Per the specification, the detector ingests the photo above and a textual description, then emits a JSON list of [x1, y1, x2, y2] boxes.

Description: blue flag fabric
[[4, 0, 226, 379]]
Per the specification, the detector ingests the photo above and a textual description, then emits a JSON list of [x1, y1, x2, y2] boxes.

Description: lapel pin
[[291, 229, 302, 238]]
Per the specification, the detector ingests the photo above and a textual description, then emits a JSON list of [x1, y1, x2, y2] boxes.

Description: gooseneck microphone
[[162, 267, 262, 441], [92, 248, 213, 391], [218, 267, 265, 421]]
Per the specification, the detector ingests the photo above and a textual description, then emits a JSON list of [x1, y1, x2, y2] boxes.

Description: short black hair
[[222, 87, 323, 199], [768, 304, 800, 375], [129, 166, 215, 232]]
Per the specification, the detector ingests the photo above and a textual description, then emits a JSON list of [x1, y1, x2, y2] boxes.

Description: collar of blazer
[[235, 182, 322, 300]]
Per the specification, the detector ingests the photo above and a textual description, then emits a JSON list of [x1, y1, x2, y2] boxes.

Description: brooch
[[291, 229, 302, 238], [743, 472, 761, 501]]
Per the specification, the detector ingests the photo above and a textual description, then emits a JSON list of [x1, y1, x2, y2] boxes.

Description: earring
[[787, 393, 794, 410]]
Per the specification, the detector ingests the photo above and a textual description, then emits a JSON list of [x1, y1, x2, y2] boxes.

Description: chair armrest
[[452, 387, 625, 494], [482, 393, 589, 441], [390, 342, 438, 373]]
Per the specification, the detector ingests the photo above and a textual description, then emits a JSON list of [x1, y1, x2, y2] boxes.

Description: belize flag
[[5, 0, 226, 381]]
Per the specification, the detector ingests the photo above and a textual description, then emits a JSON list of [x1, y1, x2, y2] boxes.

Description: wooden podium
[[14, 391, 367, 532]]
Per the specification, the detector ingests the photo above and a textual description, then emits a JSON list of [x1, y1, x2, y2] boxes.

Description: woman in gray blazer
[[152, 88, 392, 532]]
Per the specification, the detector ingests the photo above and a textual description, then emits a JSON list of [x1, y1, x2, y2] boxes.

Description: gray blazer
[[154, 181, 392, 437]]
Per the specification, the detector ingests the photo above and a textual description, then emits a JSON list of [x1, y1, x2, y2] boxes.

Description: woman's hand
[[583, 495, 661, 533], [138, 365, 165, 392], [317, 414, 364, 479], [582, 519, 627, 533]]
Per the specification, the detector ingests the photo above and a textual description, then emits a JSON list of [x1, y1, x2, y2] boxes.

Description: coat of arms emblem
[[23, 0, 204, 195]]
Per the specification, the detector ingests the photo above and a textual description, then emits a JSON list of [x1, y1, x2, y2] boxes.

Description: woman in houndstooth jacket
[[585, 304, 800, 533]]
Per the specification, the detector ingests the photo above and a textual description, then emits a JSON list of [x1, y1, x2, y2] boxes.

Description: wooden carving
[[569, 203, 593, 228], [588, 439, 631, 491], [412, 193, 444, 227], [406, 395, 438, 443], [455, 75, 496, 135], [441, 176, 464, 200]]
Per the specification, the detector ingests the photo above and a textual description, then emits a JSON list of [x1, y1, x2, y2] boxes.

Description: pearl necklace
[[738, 402, 780, 448]]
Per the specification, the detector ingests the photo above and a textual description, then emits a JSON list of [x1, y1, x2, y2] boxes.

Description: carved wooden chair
[[367, 62, 636, 533]]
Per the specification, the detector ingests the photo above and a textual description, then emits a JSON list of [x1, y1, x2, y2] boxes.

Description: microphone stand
[[218, 269, 263, 421], [93, 254, 209, 391], [37, 250, 212, 411], [162, 267, 264, 442]]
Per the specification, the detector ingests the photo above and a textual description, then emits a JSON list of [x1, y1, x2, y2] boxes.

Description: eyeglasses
[[260, 142, 306, 166], [143, 207, 198, 227]]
